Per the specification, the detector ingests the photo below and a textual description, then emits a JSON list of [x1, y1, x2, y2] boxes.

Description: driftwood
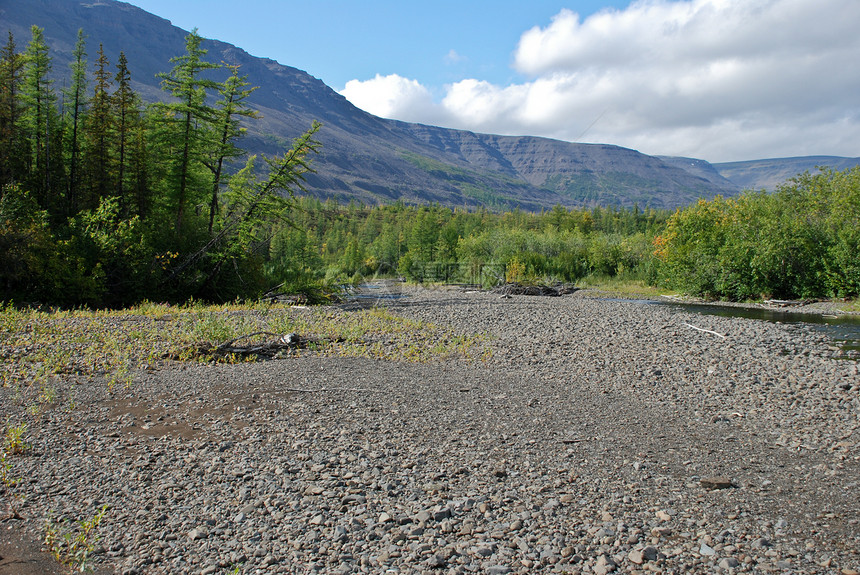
[[166, 331, 317, 360], [763, 299, 815, 307], [558, 437, 590, 444], [492, 283, 578, 297], [282, 386, 380, 393], [684, 323, 727, 339]]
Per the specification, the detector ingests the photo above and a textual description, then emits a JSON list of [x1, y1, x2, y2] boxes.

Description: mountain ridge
[[5, 0, 856, 209], [712, 156, 860, 191]]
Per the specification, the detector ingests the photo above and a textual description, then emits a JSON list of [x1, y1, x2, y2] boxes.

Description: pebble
[[2, 286, 859, 574]]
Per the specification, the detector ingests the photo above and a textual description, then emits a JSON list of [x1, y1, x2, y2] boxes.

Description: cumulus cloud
[[340, 0, 860, 161], [340, 74, 441, 124]]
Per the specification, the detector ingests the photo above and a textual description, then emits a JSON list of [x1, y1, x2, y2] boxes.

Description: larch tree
[[0, 31, 25, 191], [112, 51, 140, 218], [206, 64, 259, 234], [157, 28, 221, 238], [21, 25, 58, 210]]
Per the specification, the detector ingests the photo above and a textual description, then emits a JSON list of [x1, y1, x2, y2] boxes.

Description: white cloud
[[444, 49, 465, 64], [340, 0, 860, 161], [340, 74, 440, 123]]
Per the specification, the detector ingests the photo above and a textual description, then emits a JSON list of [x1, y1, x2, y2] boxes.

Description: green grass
[[574, 275, 666, 298], [0, 301, 490, 406]]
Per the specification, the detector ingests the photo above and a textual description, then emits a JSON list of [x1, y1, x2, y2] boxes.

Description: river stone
[[4, 284, 860, 575], [700, 543, 717, 556], [700, 476, 734, 489]]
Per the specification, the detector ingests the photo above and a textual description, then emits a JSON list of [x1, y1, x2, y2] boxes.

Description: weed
[[3, 421, 28, 456], [106, 361, 133, 393], [575, 275, 665, 297], [192, 312, 236, 344], [44, 505, 108, 573], [0, 299, 490, 405], [1, 422, 28, 520], [39, 383, 57, 405], [0, 449, 25, 520]]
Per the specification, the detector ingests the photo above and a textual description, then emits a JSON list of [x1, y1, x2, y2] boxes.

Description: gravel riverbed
[[1, 287, 859, 575]]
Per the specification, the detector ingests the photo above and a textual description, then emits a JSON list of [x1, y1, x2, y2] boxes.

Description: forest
[[1, 25, 858, 308]]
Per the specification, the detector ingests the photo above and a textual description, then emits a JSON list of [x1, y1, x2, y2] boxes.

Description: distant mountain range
[[4, 0, 859, 210]]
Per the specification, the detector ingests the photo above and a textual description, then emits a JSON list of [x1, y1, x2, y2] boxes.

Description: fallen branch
[[216, 331, 284, 351], [282, 387, 380, 393], [166, 332, 315, 361], [764, 299, 814, 307], [558, 437, 589, 444], [684, 323, 726, 339]]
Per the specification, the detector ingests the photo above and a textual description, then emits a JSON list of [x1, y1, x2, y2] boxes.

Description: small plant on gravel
[[44, 505, 108, 573], [39, 383, 57, 405], [192, 311, 237, 344], [2, 421, 29, 456], [106, 360, 133, 392], [0, 421, 28, 520], [0, 449, 25, 520]]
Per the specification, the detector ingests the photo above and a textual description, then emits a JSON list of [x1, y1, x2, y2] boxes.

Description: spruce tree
[[63, 28, 87, 216], [112, 51, 140, 217], [83, 44, 111, 211]]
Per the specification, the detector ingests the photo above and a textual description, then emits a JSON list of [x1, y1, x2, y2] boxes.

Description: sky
[[124, 0, 860, 163]]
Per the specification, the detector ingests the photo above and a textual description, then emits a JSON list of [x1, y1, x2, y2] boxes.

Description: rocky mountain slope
[[5, 0, 850, 209], [661, 155, 860, 192], [713, 156, 860, 191]]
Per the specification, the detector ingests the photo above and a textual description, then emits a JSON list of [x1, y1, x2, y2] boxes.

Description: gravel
[[1, 286, 859, 575]]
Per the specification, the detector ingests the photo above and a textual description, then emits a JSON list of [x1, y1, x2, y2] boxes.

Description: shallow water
[[599, 297, 860, 358], [666, 302, 860, 355]]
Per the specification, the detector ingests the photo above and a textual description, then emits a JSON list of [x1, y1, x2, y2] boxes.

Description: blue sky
[[125, 1, 631, 90], [124, 1, 860, 163]]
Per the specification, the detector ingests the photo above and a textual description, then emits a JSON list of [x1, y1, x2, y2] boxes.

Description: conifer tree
[[157, 28, 221, 238], [206, 64, 259, 234], [112, 51, 141, 217], [63, 28, 87, 215], [21, 25, 58, 209], [0, 31, 25, 190], [83, 44, 111, 211]]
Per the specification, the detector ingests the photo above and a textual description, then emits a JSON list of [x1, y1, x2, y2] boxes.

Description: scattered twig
[[764, 299, 814, 307], [492, 283, 577, 297], [282, 387, 380, 393], [684, 323, 726, 339], [173, 331, 315, 360], [216, 331, 283, 351]]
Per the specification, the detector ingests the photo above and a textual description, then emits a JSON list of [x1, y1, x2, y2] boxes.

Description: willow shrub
[[655, 167, 860, 300], [454, 227, 654, 285]]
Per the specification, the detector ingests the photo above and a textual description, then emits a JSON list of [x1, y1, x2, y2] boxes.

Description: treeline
[[1, 26, 319, 307], [2, 26, 857, 308], [654, 167, 860, 300], [270, 199, 668, 289]]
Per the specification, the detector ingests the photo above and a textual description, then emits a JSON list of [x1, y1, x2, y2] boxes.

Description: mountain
[[0, 0, 751, 210], [712, 156, 860, 191], [656, 156, 741, 192]]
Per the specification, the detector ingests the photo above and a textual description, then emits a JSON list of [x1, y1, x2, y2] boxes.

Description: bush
[[654, 167, 860, 300]]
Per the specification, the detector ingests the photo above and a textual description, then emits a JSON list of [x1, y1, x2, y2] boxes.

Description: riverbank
[[1, 287, 858, 574], [571, 280, 860, 317]]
